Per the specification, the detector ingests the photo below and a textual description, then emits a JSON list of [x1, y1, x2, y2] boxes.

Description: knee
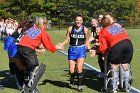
[[77, 67, 82, 73], [121, 63, 129, 71]]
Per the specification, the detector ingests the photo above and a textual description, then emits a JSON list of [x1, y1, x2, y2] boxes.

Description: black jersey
[[69, 25, 86, 46], [91, 24, 101, 37]]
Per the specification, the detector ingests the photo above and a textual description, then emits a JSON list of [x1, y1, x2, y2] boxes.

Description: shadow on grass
[[82, 69, 104, 92], [63, 69, 104, 92], [38, 79, 77, 91], [39, 69, 104, 92], [0, 70, 17, 89]]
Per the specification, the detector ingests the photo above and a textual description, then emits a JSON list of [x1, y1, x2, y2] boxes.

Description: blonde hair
[[38, 17, 48, 29]]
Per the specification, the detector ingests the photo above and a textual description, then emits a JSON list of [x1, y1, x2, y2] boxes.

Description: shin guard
[[21, 63, 46, 93], [111, 68, 119, 91]]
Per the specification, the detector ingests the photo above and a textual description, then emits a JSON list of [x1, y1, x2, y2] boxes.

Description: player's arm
[[84, 27, 91, 50], [41, 31, 63, 53], [41, 30, 58, 53], [89, 27, 95, 42], [99, 30, 108, 56], [35, 43, 45, 53], [58, 26, 71, 46]]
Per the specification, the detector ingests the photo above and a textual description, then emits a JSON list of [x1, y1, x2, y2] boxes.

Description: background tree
[[0, 0, 138, 27], [62, 0, 134, 22]]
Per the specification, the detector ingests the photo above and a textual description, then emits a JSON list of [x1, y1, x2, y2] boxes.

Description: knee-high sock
[[77, 72, 83, 86]]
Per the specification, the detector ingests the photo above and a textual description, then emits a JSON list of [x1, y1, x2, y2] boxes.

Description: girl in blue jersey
[[59, 14, 91, 92]]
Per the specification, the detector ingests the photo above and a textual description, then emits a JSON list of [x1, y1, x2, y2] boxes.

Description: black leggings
[[17, 45, 39, 71]]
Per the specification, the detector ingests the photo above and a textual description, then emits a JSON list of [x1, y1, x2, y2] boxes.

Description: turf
[[0, 28, 140, 93]]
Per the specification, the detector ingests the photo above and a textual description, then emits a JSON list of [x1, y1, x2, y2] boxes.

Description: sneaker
[[77, 86, 83, 92], [70, 77, 74, 84], [96, 73, 104, 78]]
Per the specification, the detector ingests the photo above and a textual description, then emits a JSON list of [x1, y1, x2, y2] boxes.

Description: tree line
[[0, 0, 139, 24]]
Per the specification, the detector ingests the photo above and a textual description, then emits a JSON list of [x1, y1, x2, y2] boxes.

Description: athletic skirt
[[68, 45, 86, 60]]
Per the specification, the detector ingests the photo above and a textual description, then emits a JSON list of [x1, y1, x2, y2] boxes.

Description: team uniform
[[68, 25, 86, 91], [18, 26, 56, 68], [68, 25, 86, 60], [17, 26, 56, 92], [99, 23, 133, 92], [18, 25, 56, 70], [99, 23, 133, 64]]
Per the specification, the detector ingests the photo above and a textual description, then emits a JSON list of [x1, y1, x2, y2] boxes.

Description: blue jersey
[[4, 36, 18, 58], [8, 43, 18, 58], [4, 36, 15, 51]]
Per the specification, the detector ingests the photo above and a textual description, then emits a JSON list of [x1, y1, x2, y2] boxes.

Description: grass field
[[0, 28, 140, 93]]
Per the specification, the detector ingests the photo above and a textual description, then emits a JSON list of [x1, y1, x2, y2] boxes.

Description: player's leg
[[9, 58, 17, 76], [76, 58, 84, 92], [29, 63, 46, 91], [120, 64, 131, 92], [108, 43, 122, 92], [13, 58, 26, 89], [76, 46, 86, 92], [121, 40, 133, 92], [18, 46, 41, 93], [111, 64, 120, 93], [97, 53, 104, 78], [68, 46, 77, 85], [68, 60, 76, 84], [21, 63, 45, 93]]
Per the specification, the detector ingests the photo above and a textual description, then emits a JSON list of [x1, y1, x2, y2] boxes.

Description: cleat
[[77, 86, 83, 92]]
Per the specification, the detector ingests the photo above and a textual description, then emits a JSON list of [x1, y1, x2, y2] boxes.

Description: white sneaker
[[77, 86, 83, 92]]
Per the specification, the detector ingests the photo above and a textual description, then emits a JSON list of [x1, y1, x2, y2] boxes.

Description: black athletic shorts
[[108, 39, 133, 64], [17, 45, 39, 69]]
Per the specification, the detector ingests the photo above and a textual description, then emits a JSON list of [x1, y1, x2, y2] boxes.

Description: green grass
[[0, 28, 140, 93]]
